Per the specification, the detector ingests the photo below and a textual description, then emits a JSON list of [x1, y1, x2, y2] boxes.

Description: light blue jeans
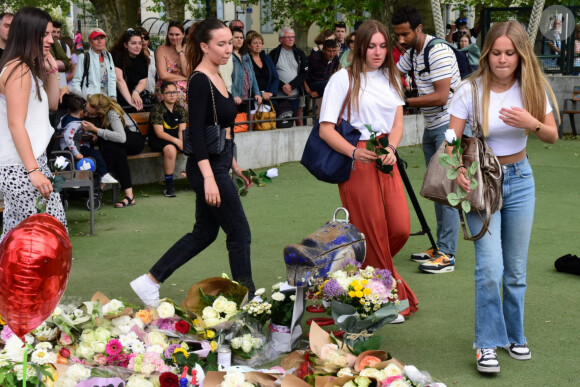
[[423, 123, 459, 256], [467, 157, 535, 349]]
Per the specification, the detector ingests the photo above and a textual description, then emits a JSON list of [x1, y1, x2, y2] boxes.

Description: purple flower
[[155, 317, 178, 330], [342, 259, 362, 270], [323, 279, 346, 299], [164, 343, 181, 359], [375, 268, 393, 280]]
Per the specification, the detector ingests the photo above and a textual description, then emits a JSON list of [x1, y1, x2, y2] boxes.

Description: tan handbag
[[420, 80, 503, 241], [254, 101, 277, 131]]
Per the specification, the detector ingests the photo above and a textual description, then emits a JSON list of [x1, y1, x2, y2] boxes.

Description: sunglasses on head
[[125, 28, 142, 38]]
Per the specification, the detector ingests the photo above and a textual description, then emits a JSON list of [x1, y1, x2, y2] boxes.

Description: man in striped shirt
[[393, 6, 463, 274]]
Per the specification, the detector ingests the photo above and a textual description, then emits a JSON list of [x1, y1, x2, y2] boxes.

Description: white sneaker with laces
[[476, 348, 500, 373], [101, 173, 119, 184], [505, 343, 531, 360], [130, 274, 160, 307]]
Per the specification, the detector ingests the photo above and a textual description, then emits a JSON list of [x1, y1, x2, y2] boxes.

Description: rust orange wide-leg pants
[[338, 140, 419, 315]]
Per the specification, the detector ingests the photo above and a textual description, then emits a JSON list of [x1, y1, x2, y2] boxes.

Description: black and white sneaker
[[505, 343, 531, 360], [164, 182, 177, 197], [476, 348, 500, 373]]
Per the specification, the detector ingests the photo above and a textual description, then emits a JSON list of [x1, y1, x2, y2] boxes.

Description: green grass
[[60, 135, 580, 385]]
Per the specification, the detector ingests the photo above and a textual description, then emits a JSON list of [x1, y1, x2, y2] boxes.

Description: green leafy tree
[[0, 0, 70, 13]]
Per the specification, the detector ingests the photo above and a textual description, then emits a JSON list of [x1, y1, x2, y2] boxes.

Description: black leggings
[[149, 140, 255, 295], [99, 139, 132, 190]]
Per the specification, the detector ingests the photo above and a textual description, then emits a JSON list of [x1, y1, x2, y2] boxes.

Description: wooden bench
[[127, 111, 162, 159], [559, 86, 580, 138]]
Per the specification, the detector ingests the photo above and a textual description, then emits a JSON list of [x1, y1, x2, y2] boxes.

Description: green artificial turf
[[60, 135, 580, 385]]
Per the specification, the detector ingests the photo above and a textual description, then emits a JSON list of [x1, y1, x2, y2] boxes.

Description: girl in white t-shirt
[[319, 20, 418, 319], [447, 21, 558, 374], [0, 7, 67, 240]]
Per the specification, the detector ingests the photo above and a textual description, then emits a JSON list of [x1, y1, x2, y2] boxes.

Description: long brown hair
[[0, 7, 52, 100], [185, 18, 228, 72], [349, 20, 403, 112], [472, 21, 559, 135]]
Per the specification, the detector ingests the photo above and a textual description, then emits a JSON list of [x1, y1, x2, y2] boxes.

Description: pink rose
[[93, 353, 108, 365], [59, 332, 73, 345]]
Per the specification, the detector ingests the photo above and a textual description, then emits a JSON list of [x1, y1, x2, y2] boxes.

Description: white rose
[[52, 306, 63, 316], [231, 337, 242, 349], [254, 288, 265, 296], [202, 306, 219, 320], [80, 329, 96, 344], [103, 299, 124, 315], [388, 380, 410, 387], [73, 309, 84, 318], [271, 292, 285, 302], [157, 302, 175, 318], [445, 129, 457, 144], [54, 155, 70, 170], [290, 295, 296, 301], [147, 332, 169, 349], [330, 270, 346, 278], [94, 327, 111, 342], [212, 296, 229, 312], [241, 338, 253, 353], [55, 377, 78, 387], [359, 368, 386, 381], [75, 342, 95, 360], [204, 318, 221, 327], [335, 277, 352, 291], [112, 315, 131, 327], [132, 317, 145, 330], [266, 168, 278, 178], [91, 341, 107, 354], [271, 282, 282, 290], [383, 363, 403, 377], [67, 364, 91, 382], [223, 301, 238, 316], [126, 375, 154, 387]]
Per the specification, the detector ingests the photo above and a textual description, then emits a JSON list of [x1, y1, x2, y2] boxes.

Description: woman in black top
[[246, 32, 279, 101], [131, 19, 255, 307], [110, 28, 149, 111]]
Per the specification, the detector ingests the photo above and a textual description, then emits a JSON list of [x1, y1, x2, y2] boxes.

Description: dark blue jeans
[[149, 140, 255, 295]]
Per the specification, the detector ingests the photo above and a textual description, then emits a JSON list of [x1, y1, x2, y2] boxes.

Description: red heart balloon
[[0, 213, 72, 340]]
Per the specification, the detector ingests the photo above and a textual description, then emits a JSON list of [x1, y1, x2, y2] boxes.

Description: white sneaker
[[130, 274, 161, 307], [101, 173, 118, 184], [476, 348, 500, 373], [389, 314, 405, 324]]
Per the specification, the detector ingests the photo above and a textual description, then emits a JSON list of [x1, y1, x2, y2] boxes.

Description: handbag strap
[[470, 79, 482, 136], [337, 69, 353, 125], [188, 71, 218, 125]]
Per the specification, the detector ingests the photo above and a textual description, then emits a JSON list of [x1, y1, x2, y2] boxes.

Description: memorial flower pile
[[316, 260, 409, 347]]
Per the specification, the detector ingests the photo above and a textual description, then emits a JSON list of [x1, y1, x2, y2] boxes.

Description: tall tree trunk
[[89, 0, 140, 47], [164, 0, 187, 21], [370, 0, 435, 36], [293, 20, 312, 52]]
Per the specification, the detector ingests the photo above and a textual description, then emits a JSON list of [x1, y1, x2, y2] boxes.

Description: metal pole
[[396, 152, 438, 252]]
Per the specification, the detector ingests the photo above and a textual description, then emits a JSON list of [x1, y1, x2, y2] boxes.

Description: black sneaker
[[164, 182, 176, 197], [505, 343, 531, 360], [476, 348, 500, 373]]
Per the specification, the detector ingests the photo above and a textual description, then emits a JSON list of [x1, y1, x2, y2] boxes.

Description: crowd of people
[[0, 5, 561, 377]]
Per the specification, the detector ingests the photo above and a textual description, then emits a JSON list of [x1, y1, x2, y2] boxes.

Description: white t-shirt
[[448, 78, 553, 156], [319, 68, 404, 141], [397, 35, 461, 130]]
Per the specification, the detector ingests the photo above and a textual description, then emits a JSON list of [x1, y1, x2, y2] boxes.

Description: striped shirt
[[397, 35, 461, 129]]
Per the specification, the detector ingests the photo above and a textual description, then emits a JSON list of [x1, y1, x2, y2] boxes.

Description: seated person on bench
[[148, 81, 187, 197], [57, 94, 118, 186]]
